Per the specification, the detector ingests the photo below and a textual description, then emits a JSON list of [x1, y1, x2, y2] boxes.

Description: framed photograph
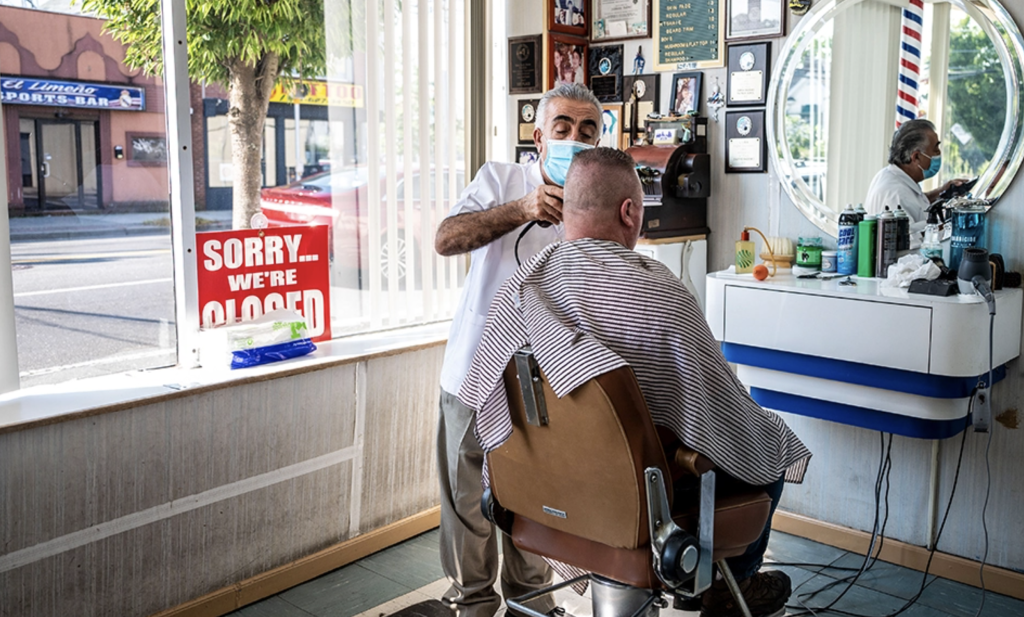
[[518, 99, 540, 144], [725, 110, 766, 173], [599, 104, 622, 148], [670, 72, 703, 116], [126, 132, 167, 167], [508, 35, 543, 94], [549, 0, 588, 37], [591, 0, 651, 42], [548, 33, 589, 89], [588, 44, 623, 102], [623, 74, 659, 131], [516, 145, 540, 165], [726, 0, 785, 41], [727, 42, 770, 106]]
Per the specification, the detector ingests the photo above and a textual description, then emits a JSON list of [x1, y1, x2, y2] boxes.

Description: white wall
[[502, 1, 1024, 573]]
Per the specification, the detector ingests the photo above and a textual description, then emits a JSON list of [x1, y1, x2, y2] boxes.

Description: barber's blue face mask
[[542, 139, 593, 186], [919, 152, 942, 180]]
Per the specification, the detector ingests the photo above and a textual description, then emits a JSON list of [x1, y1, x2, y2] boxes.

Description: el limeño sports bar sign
[[0, 77, 145, 111]]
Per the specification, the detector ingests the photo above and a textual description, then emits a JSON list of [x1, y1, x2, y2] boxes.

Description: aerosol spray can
[[876, 207, 898, 277], [858, 214, 877, 277], [837, 204, 858, 275], [894, 204, 910, 252], [854, 203, 867, 222]]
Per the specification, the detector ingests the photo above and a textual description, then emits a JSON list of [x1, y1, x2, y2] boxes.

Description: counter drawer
[[723, 286, 932, 373]]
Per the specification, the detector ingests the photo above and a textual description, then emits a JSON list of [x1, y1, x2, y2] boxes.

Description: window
[[2, 3, 175, 388], [1, 0, 471, 392]]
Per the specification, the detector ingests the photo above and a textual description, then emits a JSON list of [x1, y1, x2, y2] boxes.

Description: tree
[[80, 0, 327, 228]]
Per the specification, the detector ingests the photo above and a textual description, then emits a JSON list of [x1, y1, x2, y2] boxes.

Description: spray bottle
[[920, 203, 945, 261], [736, 230, 755, 274]]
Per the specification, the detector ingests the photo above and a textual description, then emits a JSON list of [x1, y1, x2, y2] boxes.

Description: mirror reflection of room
[[774, 0, 1018, 235]]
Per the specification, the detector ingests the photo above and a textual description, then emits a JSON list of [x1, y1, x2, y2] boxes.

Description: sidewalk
[[7, 210, 233, 242]]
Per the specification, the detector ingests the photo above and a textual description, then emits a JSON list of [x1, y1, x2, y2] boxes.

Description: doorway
[[19, 118, 101, 212]]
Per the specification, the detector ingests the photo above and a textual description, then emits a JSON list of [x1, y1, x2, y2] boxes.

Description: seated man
[[458, 148, 812, 617]]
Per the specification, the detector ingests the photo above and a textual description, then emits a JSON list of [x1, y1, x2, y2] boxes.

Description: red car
[[260, 167, 465, 284]]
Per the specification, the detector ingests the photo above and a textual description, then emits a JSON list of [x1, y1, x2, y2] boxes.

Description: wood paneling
[[0, 346, 443, 616]]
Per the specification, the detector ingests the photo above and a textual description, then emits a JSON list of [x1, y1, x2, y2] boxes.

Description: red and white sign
[[197, 226, 331, 342]]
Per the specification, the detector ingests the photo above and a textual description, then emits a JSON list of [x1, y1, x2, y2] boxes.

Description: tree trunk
[[228, 53, 280, 229]]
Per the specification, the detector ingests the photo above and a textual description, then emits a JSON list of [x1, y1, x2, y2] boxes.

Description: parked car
[[260, 167, 465, 285]]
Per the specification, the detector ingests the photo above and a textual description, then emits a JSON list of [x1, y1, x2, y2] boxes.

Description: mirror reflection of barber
[[864, 119, 967, 248]]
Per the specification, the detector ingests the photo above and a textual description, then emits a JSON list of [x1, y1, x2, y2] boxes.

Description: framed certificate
[[727, 42, 770, 107], [588, 44, 624, 102], [508, 35, 543, 94], [726, 0, 785, 41], [725, 110, 766, 173], [549, 0, 589, 37], [591, 0, 651, 42], [517, 99, 540, 144], [623, 74, 659, 132]]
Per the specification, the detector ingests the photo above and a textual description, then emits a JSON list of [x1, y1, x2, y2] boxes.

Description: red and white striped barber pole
[[896, 0, 925, 128]]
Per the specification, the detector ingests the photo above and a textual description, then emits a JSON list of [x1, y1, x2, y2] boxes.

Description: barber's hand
[[519, 185, 564, 225], [941, 178, 970, 193]]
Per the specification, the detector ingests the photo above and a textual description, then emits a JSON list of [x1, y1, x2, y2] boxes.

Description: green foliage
[[77, 0, 326, 87], [944, 16, 1005, 177]]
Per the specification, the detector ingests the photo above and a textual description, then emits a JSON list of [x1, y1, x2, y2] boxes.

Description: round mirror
[[768, 0, 1024, 237]]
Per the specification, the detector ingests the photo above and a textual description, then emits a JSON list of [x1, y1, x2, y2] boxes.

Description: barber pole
[[896, 0, 925, 127]]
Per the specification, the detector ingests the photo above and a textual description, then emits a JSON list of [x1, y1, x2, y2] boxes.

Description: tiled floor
[[228, 529, 1024, 617]]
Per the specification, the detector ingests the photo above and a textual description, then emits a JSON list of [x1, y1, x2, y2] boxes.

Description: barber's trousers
[[437, 389, 554, 617]]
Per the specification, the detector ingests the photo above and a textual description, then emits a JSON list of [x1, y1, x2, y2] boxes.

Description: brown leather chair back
[[488, 361, 671, 551]]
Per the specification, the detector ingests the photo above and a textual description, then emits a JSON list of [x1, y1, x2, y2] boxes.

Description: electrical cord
[[785, 434, 893, 615], [514, 220, 545, 267], [972, 313, 996, 617], [784, 409, 974, 617]]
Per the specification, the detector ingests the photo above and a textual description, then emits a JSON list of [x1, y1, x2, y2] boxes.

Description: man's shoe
[[700, 569, 791, 617]]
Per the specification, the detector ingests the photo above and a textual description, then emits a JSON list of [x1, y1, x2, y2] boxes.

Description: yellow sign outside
[[269, 80, 364, 108]]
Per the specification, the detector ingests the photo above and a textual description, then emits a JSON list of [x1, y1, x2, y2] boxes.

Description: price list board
[[654, 0, 725, 71]]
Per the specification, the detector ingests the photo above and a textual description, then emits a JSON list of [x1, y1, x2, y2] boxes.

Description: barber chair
[[481, 348, 774, 617]]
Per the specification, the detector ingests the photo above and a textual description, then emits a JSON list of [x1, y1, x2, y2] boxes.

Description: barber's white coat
[[864, 164, 929, 249], [439, 161, 563, 395]]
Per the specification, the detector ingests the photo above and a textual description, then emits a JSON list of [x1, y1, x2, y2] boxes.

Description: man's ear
[[620, 198, 636, 228], [533, 127, 545, 153]]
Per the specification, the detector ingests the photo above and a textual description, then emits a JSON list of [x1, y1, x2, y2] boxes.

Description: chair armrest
[[671, 445, 716, 478]]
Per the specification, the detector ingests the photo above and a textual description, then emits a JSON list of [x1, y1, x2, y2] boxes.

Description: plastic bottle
[[837, 204, 858, 275], [894, 205, 910, 252], [876, 207, 898, 277], [858, 214, 877, 277], [736, 230, 755, 274], [920, 206, 943, 261]]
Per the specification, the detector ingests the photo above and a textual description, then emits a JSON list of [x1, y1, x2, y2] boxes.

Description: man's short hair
[[535, 83, 603, 129], [564, 147, 640, 213], [889, 119, 937, 165]]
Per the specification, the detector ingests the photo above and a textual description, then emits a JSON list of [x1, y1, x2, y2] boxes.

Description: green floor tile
[[784, 573, 943, 617], [280, 563, 415, 617], [916, 577, 1024, 617], [230, 595, 317, 617], [359, 538, 447, 590], [816, 552, 935, 600], [763, 532, 849, 572]]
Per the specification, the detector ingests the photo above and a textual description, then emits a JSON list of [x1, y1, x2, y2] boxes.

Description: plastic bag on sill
[[201, 309, 317, 369]]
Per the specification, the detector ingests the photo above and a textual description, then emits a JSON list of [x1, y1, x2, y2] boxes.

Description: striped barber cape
[[458, 238, 811, 488]]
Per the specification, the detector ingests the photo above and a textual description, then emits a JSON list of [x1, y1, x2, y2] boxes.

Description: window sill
[[0, 321, 451, 436]]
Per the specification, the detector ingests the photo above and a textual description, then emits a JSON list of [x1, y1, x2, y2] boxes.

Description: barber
[[864, 119, 966, 247], [433, 83, 602, 617]]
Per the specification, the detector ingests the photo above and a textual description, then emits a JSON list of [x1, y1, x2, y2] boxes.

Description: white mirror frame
[[767, 0, 1024, 237]]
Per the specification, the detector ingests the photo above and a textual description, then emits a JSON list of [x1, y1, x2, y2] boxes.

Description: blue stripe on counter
[[751, 388, 971, 440], [722, 343, 1005, 399]]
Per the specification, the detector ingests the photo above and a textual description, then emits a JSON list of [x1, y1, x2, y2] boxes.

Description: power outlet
[[974, 387, 991, 433]]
